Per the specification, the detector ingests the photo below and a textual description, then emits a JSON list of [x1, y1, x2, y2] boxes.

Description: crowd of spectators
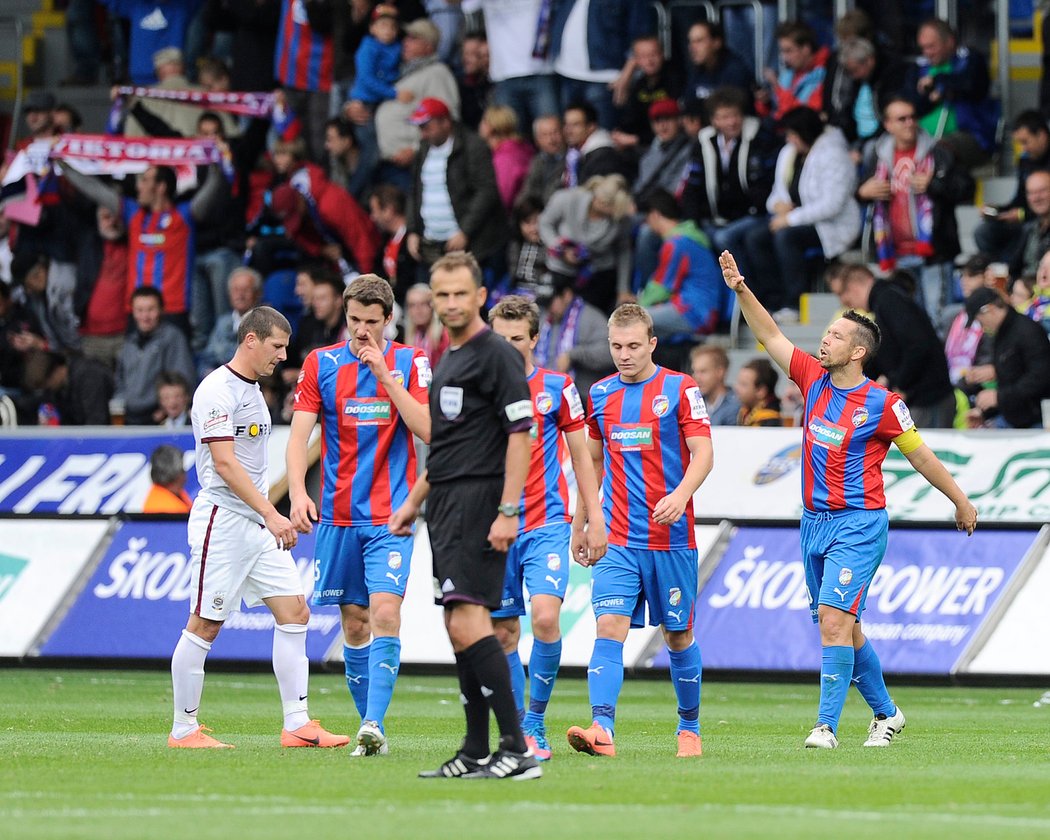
[[2, 0, 1050, 432]]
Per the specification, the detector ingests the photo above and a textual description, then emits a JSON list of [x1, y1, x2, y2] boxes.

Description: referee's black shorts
[[427, 477, 508, 610]]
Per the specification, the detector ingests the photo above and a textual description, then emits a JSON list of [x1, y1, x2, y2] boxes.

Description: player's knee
[[186, 617, 222, 644], [663, 628, 693, 651], [341, 614, 370, 645], [529, 609, 560, 642], [492, 620, 519, 652], [369, 602, 401, 636]]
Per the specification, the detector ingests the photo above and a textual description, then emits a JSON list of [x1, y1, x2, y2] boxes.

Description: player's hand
[[265, 510, 298, 549], [358, 330, 392, 386], [289, 492, 317, 534], [652, 491, 687, 526], [388, 501, 418, 535], [956, 501, 978, 536], [719, 250, 745, 292], [487, 514, 518, 553], [570, 527, 591, 566], [585, 517, 608, 563]]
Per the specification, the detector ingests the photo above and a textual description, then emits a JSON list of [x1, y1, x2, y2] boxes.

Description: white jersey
[[191, 364, 271, 524]]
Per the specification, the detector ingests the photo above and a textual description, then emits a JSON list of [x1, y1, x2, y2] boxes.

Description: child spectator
[[348, 5, 404, 111]]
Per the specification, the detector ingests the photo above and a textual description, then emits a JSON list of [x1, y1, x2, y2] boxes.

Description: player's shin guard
[[523, 638, 562, 730], [816, 645, 855, 733], [462, 636, 527, 754], [273, 623, 310, 731], [588, 638, 625, 736], [506, 649, 526, 721], [364, 636, 401, 729], [171, 629, 211, 739], [668, 642, 702, 734], [852, 640, 896, 717], [343, 642, 370, 718]]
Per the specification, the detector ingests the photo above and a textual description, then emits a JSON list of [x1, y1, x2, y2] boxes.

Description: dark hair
[[961, 254, 991, 277], [489, 294, 541, 338], [54, 103, 83, 130], [197, 111, 225, 137], [11, 250, 49, 285], [843, 309, 881, 359], [689, 19, 725, 42], [639, 188, 681, 220], [156, 370, 191, 394], [370, 183, 406, 215], [153, 165, 177, 199], [325, 117, 356, 140], [513, 195, 544, 227], [1012, 109, 1050, 136], [301, 261, 342, 286], [779, 106, 825, 147], [742, 357, 779, 398], [312, 274, 346, 301], [706, 86, 749, 119], [131, 285, 164, 308], [880, 95, 915, 122], [565, 101, 598, 126], [343, 273, 394, 318], [196, 56, 230, 82], [775, 21, 817, 50]]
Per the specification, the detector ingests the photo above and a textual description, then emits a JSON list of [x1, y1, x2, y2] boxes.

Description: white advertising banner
[[0, 519, 111, 656], [333, 524, 721, 667], [964, 535, 1050, 675], [694, 428, 1050, 524]]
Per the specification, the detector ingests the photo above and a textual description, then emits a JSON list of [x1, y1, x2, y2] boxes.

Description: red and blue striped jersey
[[519, 368, 586, 533], [587, 367, 711, 550], [275, 0, 334, 93], [790, 347, 915, 512], [293, 340, 431, 525], [123, 198, 194, 314]]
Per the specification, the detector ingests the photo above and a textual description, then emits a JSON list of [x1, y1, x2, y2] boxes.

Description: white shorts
[[187, 503, 303, 621]]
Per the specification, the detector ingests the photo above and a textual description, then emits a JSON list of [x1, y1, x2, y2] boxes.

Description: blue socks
[[852, 640, 896, 718], [364, 636, 401, 729], [817, 645, 855, 732], [506, 649, 526, 721], [588, 638, 625, 735], [523, 638, 562, 731], [343, 642, 370, 718], [668, 642, 702, 734]]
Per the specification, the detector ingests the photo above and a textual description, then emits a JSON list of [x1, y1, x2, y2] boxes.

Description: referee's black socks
[[460, 636, 527, 755]]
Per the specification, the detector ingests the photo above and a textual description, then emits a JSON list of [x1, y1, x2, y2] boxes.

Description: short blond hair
[[430, 251, 483, 287], [608, 303, 654, 339], [482, 104, 520, 140]]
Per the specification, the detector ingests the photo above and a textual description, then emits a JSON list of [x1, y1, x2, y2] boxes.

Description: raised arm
[[718, 250, 796, 375], [60, 163, 121, 214]]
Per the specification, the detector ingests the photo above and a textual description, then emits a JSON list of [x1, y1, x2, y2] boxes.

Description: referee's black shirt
[[427, 328, 533, 484]]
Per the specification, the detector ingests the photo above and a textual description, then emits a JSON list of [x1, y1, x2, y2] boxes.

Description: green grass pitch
[[2, 669, 1049, 840]]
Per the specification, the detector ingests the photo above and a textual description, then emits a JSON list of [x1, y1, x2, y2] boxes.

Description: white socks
[[273, 623, 310, 731], [171, 629, 211, 739]]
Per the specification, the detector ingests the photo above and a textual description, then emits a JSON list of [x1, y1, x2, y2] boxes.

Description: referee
[[390, 252, 541, 780]]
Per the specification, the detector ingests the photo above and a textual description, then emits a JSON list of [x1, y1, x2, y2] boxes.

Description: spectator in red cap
[[631, 97, 693, 286], [405, 97, 507, 288]]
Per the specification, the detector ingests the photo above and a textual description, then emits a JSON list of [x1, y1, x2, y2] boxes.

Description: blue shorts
[[591, 544, 698, 631], [312, 522, 413, 607], [491, 522, 572, 619], [800, 508, 888, 623]]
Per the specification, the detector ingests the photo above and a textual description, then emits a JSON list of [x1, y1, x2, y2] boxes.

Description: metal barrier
[[717, 0, 767, 81], [1, 15, 25, 152]]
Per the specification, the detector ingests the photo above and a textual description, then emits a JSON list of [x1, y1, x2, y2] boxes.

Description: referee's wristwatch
[[497, 502, 523, 517]]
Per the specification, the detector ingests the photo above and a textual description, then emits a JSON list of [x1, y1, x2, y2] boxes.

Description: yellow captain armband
[[893, 428, 924, 455]]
